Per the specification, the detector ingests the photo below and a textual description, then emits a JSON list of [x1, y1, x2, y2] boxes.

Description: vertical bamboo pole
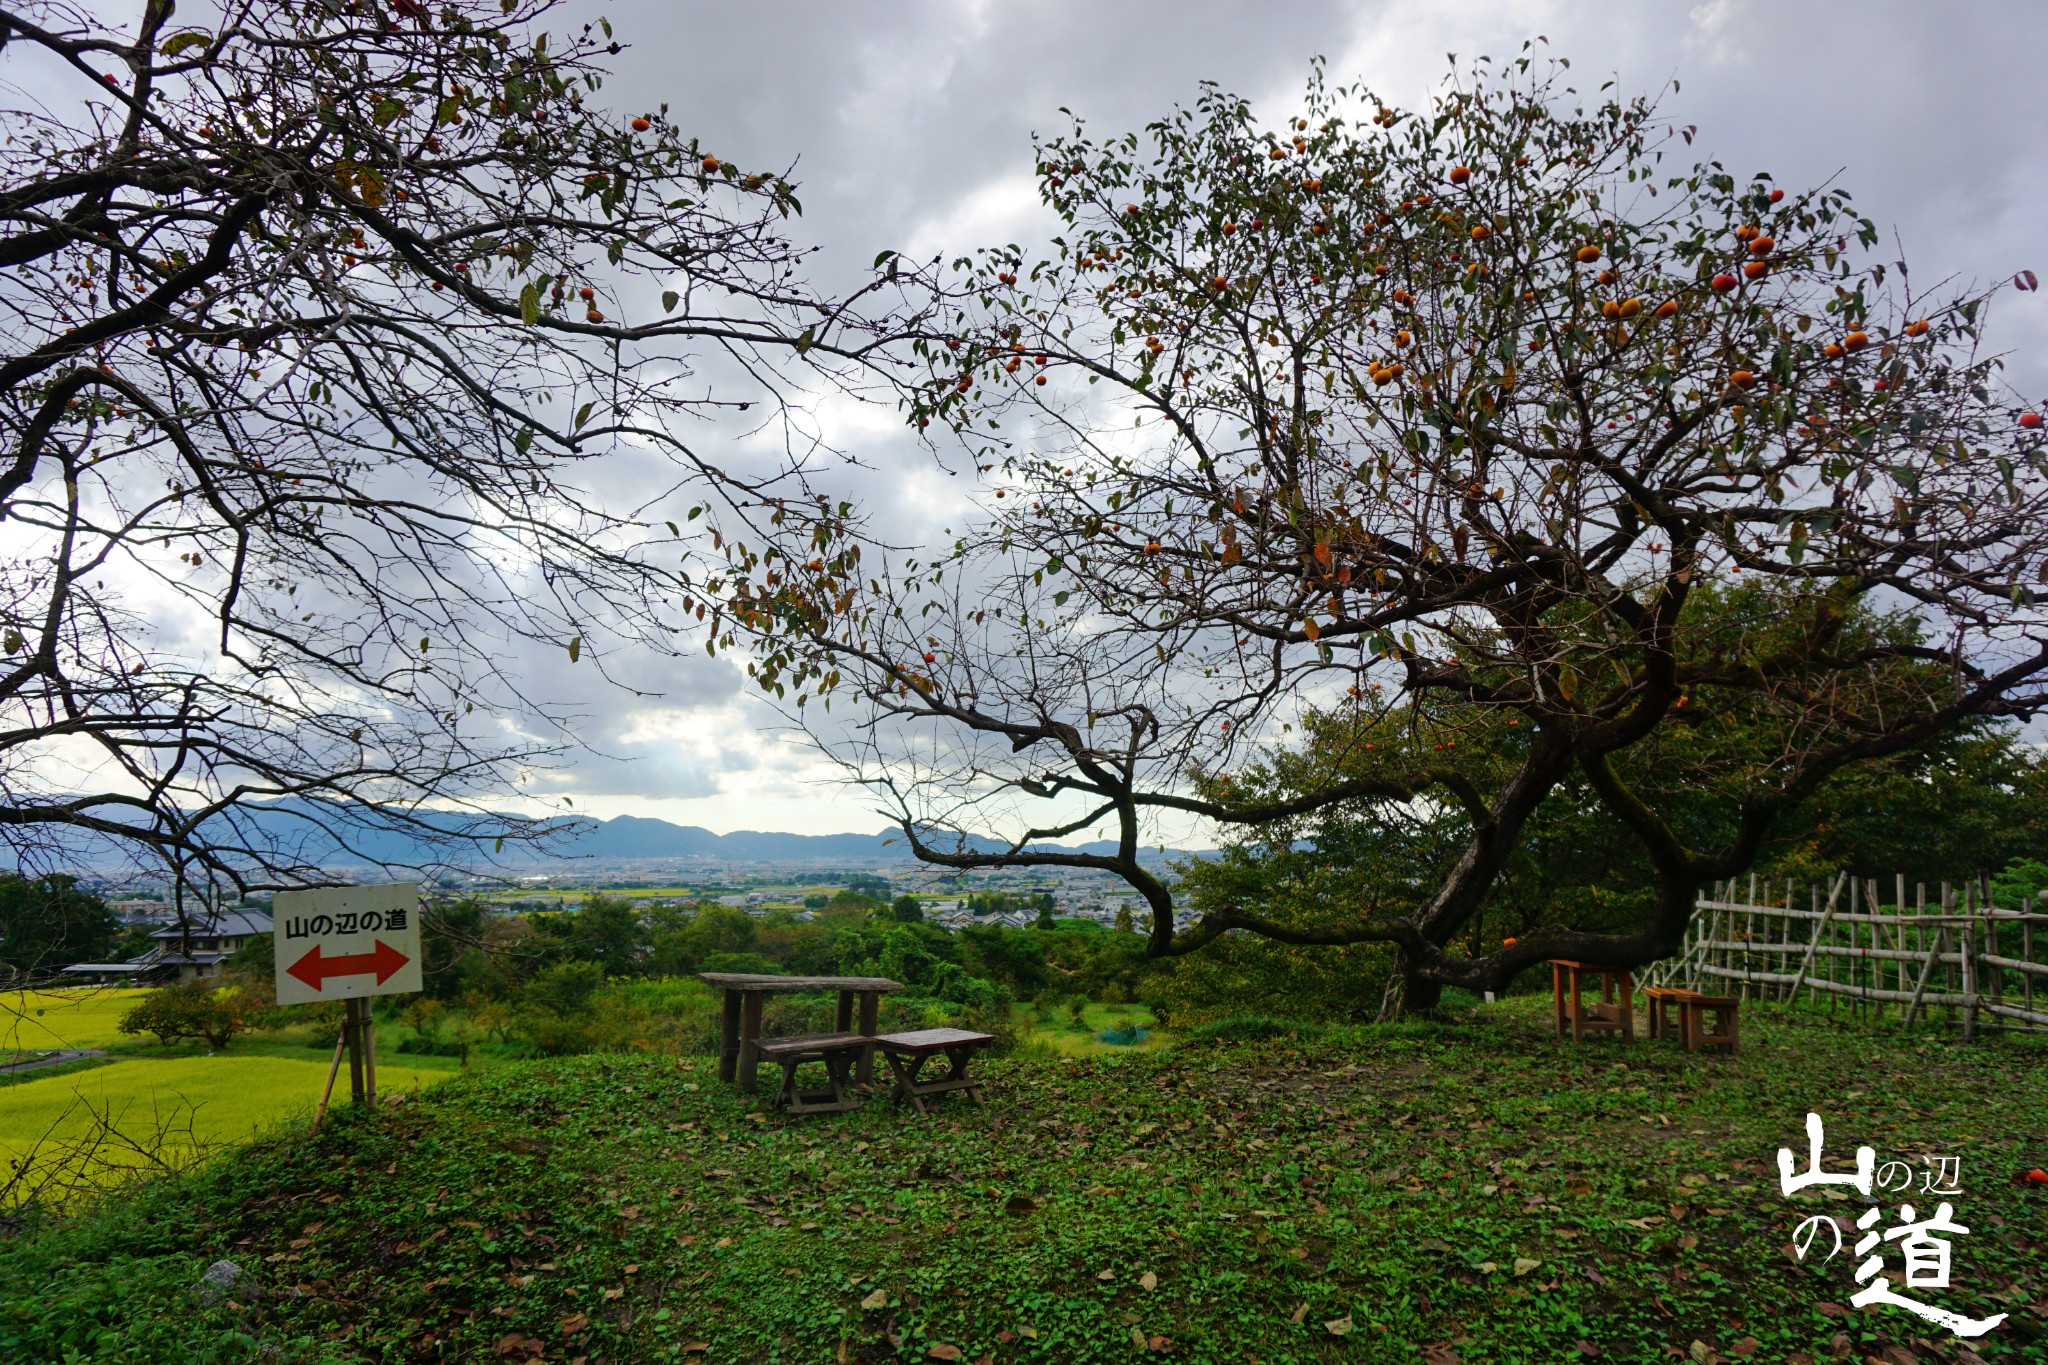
[[2024, 916, 2034, 1019], [1895, 875, 1907, 1001], [1961, 878, 1977, 1041], [1744, 875, 1761, 1002], [344, 996, 367, 1104], [1917, 882, 1927, 1025], [1826, 888, 1838, 1012], [364, 998, 378, 1109], [1941, 882, 1954, 1026], [1809, 881, 1819, 1005]]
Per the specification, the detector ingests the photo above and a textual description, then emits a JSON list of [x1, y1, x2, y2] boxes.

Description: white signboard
[[272, 883, 424, 1007]]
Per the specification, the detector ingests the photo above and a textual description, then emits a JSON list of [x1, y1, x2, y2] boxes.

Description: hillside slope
[[2, 998, 2044, 1363]]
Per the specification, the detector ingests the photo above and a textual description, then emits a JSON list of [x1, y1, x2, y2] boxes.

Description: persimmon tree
[[760, 54, 2048, 1015], [0, 1, 914, 893]]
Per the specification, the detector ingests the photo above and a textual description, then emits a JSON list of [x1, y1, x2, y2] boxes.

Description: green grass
[[1014, 1000, 1170, 1056], [4, 992, 2045, 1363], [0, 1054, 451, 1169], [0, 988, 468, 1207], [2, 987, 154, 1060]]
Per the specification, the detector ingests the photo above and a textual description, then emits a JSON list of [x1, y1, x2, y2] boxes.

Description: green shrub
[[697, 950, 785, 976], [116, 980, 251, 1050], [1179, 1015, 1326, 1045], [521, 960, 605, 1016]]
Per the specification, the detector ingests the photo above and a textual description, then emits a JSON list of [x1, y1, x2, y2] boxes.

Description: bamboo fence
[[1642, 872, 2048, 1036]]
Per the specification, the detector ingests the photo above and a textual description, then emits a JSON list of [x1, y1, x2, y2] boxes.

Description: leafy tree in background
[[1166, 588, 2048, 1012], [117, 979, 249, 1049], [564, 895, 647, 976], [520, 960, 604, 1017], [773, 53, 2048, 1016], [1774, 724, 2048, 883], [0, 874, 120, 979], [891, 894, 925, 922], [647, 902, 758, 976]]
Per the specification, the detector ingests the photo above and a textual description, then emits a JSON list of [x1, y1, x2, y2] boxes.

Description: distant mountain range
[[559, 814, 1201, 866], [33, 799, 1204, 872]]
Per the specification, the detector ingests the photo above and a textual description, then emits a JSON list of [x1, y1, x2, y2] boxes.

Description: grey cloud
[[509, 1, 2048, 823]]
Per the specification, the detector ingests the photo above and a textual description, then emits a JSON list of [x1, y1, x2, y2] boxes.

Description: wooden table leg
[[738, 990, 763, 1094], [835, 989, 855, 1033], [1570, 967, 1585, 1043], [945, 1043, 981, 1102], [882, 1049, 927, 1113], [855, 991, 879, 1087], [1619, 970, 1635, 1042], [718, 989, 742, 1083], [1552, 963, 1566, 1039]]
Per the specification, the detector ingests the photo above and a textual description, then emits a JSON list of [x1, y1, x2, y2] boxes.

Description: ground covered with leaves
[[2, 995, 2045, 1364]]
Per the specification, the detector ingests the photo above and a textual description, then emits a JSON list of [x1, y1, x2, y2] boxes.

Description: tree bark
[[1379, 956, 1446, 1021]]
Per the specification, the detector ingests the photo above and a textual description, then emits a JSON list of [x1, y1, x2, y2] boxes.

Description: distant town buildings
[[62, 909, 274, 984]]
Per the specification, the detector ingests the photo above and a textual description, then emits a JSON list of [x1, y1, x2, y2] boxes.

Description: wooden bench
[[1550, 960, 1636, 1043], [753, 1031, 872, 1115], [1643, 985, 1695, 1041], [870, 1028, 995, 1114], [1677, 994, 1739, 1054]]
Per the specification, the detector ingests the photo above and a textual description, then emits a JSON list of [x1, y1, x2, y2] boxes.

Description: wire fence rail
[[1643, 873, 2048, 1037]]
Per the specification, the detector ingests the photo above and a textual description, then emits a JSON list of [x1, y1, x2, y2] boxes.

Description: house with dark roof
[[62, 909, 272, 984]]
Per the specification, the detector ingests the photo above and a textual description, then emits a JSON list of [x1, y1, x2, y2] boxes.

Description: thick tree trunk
[[1377, 957, 1445, 1021]]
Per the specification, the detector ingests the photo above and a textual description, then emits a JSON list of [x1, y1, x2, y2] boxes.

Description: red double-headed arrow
[[286, 940, 410, 991]]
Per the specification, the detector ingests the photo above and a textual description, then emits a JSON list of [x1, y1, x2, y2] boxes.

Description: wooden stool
[[1549, 960, 1635, 1043], [870, 1028, 995, 1114], [1677, 996, 1739, 1054], [754, 1032, 872, 1114], [1643, 986, 1700, 1041]]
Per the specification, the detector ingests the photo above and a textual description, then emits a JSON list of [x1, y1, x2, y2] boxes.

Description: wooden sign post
[[273, 883, 423, 1121]]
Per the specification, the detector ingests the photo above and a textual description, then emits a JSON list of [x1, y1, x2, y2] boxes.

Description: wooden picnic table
[[698, 973, 904, 1094], [871, 1027, 995, 1114]]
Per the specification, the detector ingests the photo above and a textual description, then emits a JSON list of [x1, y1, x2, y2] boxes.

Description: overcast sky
[[511, 0, 2048, 837]]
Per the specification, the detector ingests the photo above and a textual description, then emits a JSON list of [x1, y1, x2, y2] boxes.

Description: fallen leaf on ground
[[1324, 1315, 1353, 1336], [860, 1289, 888, 1311], [1512, 1257, 1541, 1277], [927, 1345, 963, 1362], [1423, 1345, 1462, 1365], [557, 1311, 588, 1334], [1097, 1268, 1116, 1281], [1289, 1303, 1308, 1325], [1140, 1271, 1158, 1291]]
